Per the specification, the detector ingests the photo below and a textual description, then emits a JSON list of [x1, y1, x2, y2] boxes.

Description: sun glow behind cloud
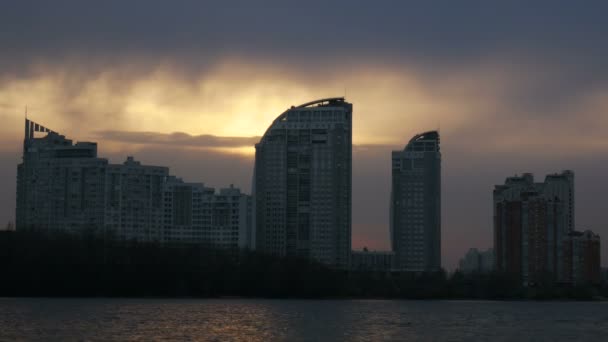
[[2, 58, 608, 165], [0, 60, 506, 145]]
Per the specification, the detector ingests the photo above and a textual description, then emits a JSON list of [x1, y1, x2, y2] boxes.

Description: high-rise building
[[543, 171, 575, 232], [562, 230, 601, 285], [17, 120, 108, 232], [493, 171, 581, 286], [253, 97, 352, 268], [16, 119, 252, 250], [104, 157, 169, 241], [390, 131, 441, 272], [162, 178, 252, 249]]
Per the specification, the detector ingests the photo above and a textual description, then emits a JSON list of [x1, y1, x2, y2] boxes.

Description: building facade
[[17, 120, 108, 232], [458, 248, 494, 274], [351, 250, 394, 272], [543, 171, 575, 232], [493, 171, 600, 286], [562, 230, 601, 285], [494, 174, 567, 285], [601, 268, 608, 284], [105, 157, 168, 241], [390, 131, 441, 272], [16, 119, 252, 250], [162, 178, 252, 249], [254, 98, 352, 268]]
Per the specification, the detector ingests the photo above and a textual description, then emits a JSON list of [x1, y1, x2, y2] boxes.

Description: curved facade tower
[[390, 131, 441, 271], [254, 98, 352, 268]]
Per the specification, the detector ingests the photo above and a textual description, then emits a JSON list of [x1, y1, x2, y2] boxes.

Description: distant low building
[[458, 248, 494, 274], [351, 250, 394, 271], [162, 178, 252, 249], [601, 268, 608, 284], [3, 222, 15, 231]]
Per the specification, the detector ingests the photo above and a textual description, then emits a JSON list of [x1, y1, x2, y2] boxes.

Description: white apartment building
[[254, 97, 352, 268], [16, 119, 252, 250], [162, 178, 252, 249]]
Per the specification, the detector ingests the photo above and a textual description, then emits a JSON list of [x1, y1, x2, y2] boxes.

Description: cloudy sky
[[1, 1, 607, 269]]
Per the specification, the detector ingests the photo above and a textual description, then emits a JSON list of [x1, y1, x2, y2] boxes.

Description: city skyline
[[10, 111, 604, 271], [1, 2, 608, 270], [3, 110, 607, 270], [3, 3, 608, 341]]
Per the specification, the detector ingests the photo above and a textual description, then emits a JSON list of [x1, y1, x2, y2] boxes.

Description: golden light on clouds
[[0, 62, 475, 142], [210, 146, 256, 156], [1, 60, 607, 157]]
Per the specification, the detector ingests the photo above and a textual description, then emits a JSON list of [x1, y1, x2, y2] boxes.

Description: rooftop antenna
[[25, 105, 28, 119]]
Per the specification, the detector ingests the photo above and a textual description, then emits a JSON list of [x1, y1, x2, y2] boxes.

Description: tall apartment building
[[254, 98, 352, 268], [543, 171, 575, 232], [493, 171, 599, 286], [162, 178, 252, 249], [562, 230, 601, 285], [16, 119, 252, 250], [16, 119, 108, 232], [104, 157, 168, 241], [390, 131, 441, 272]]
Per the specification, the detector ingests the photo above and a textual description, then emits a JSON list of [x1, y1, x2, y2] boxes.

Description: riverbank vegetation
[[1, 230, 605, 300]]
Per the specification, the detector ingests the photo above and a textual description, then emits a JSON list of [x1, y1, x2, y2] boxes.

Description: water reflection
[[0, 298, 607, 341]]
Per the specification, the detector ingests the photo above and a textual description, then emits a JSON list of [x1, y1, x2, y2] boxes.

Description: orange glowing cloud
[[0, 59, 607, 159]]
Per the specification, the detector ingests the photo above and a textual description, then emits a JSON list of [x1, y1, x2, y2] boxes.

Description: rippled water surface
[[1, 298, 607, 341]]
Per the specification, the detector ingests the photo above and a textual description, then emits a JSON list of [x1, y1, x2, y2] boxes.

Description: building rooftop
[[408, 131, 439, 144], [293, 97, 346, 109]]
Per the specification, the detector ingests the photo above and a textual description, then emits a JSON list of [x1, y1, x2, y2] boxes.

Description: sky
[[1, 1, 607, 269]]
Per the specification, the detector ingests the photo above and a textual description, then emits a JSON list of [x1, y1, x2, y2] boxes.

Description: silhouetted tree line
[[1, 229, 606, 299]]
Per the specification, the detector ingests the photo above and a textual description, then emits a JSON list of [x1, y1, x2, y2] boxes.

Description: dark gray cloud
[[1, 1, 607, 117], [96, 130, 261, 148], [2, 1, 607, 72]]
